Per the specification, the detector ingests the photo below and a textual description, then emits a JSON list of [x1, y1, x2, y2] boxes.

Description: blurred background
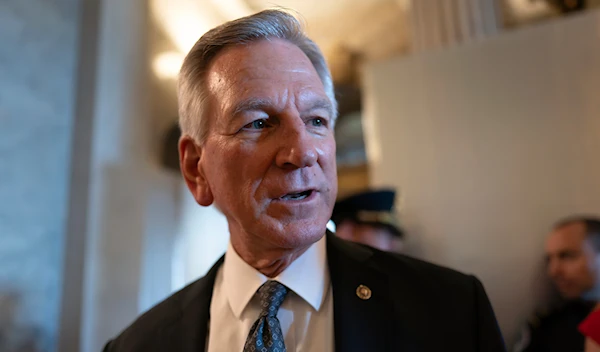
[[1, 0, 600, 351]]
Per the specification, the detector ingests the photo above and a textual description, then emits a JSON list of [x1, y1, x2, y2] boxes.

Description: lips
[[280, 189, 314, 201], [554, 280, 573, 290]]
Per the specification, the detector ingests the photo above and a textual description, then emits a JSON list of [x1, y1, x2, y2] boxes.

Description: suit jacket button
[[356, 285, 372, 300]]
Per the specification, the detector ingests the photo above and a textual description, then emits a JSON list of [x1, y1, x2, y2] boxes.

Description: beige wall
[[363, 10, 600, 345]]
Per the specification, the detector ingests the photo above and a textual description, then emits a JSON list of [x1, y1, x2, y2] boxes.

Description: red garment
[[580, 309, 600, 345]]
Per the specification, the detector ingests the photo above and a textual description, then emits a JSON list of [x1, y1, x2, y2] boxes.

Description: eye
[[310, 117, 326, 127], [243, 119, 267, 130]]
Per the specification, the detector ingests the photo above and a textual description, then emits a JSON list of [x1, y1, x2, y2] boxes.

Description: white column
[[80, 0, 152, 351], [409, 0, 501, 52]]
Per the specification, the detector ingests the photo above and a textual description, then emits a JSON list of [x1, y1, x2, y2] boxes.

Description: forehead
[[546, 222, 587, 253], [205, 39, 327, 110]]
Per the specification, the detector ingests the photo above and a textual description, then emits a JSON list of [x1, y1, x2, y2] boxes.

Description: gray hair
[[177, 9, 338, 144]]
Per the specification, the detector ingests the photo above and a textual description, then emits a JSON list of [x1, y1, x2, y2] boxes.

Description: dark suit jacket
[[104, 234, 506, 351]]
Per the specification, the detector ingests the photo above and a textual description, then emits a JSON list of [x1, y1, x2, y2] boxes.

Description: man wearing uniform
[[331, 189, 405, 252], [514, 216, 600, 352]]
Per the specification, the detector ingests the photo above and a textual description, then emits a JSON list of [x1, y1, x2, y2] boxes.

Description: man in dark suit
[[104, 9, 506, 352], [513, 216, 600, 352]]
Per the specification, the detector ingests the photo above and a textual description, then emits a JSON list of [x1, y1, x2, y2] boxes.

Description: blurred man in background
[[515, 216, 600, 352], [331, 189, 405, 252]]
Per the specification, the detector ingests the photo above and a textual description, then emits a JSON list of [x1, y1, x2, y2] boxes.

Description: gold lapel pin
[[356, 284, 372, 300]]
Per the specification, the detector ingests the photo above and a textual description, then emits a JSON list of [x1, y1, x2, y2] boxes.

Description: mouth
[[279, 189, 314, 201], [554, 280, 573, 290]]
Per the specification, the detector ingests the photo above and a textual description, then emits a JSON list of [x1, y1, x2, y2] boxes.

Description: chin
[[270, 220, 328, 249]]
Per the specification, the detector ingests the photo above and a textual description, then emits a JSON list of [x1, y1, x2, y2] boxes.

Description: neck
[[229, 232, 313, 278]]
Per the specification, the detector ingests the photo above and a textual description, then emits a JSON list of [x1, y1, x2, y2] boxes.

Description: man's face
[[545, 222, 599, 299], [193, 39, 337, 249]]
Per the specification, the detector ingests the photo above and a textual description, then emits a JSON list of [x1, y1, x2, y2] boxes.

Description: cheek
[[317, 137, 337, 176], [572, 259, 593, 277], [204, 144, 245, 192], [211, 143, 273, 193], [317, 136, 336, 161]]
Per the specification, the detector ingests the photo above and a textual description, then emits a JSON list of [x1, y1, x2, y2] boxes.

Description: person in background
[[514, 216, 600, 352], [331, 189, 405, 252]]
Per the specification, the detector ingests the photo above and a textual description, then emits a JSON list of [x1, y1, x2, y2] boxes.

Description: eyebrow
[[305, 98, 335, 118], [229, 97, 334, 119], [230, 97, 273, 118]]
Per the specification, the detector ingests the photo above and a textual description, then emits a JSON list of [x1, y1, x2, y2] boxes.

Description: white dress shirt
[[207, 235, 334, 352]]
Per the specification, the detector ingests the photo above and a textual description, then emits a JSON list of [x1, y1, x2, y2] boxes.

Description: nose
[[275, 121, 318, 169], [547, 259, 562, 279]]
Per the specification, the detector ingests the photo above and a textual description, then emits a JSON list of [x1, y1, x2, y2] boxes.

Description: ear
[[178, 135, 214, 206]]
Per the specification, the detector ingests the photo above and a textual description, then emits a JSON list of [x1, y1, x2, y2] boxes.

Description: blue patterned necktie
[[243, 280, 289, 352]]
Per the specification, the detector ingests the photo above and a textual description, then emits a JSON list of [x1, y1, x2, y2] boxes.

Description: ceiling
[[150, 0, 410, 74], [150, 0, 580, 82]]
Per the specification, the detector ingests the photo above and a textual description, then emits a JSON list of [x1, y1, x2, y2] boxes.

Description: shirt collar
[[223, 235, 329, 319]]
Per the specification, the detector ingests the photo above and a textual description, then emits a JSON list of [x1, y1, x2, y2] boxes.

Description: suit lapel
[[327, 234, 395, 352]]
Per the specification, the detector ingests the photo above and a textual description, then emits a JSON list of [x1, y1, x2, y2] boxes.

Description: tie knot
[[257, 280, 288, 317]]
